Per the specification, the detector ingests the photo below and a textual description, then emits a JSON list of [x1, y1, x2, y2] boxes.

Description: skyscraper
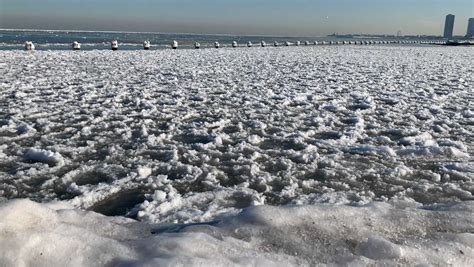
[[444, 14, 455, 39], [467, 18, 474, 38]]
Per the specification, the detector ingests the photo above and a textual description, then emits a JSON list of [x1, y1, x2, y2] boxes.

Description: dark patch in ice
[[89, 187, 148, 217], [222, 125, 241, 134], [340, 117, 360, 125], [348, 103, 373, 110], [151, 220, 220, 234], [0, 119, 10, 127], [316, 131, 343, 140], [74, 171, 113, 186], [248, 182, 268, 193], [0, 161, 21, 175], [258, 138, 306, 151], [380, 98, 400, 105], [174, 133, 214, 144], [0, 131, 20, 138]]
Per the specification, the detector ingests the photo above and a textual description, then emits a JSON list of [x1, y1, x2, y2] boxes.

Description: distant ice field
[[0, 46, 473, 224]]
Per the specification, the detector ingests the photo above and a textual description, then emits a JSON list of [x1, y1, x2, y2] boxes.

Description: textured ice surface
[[0, 46, 473, 224], [0, 199, 473, 266]]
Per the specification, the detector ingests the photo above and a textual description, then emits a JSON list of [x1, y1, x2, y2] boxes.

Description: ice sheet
[[0, 46, 473, 225]]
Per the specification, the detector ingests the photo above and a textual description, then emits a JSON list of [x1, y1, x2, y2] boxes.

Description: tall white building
[[467, 18, 474, 38], [444, 14, 455, 39]]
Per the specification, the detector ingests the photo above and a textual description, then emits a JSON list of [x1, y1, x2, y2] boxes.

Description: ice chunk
[[137, 166, 152, 178], [23, 148, 64, 166]]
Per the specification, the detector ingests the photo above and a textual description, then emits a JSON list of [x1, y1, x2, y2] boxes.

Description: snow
[[0, 199, 473, 266], [0, 45, 473, 265]]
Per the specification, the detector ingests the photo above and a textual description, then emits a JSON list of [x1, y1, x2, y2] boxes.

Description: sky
[[1, 0, 473, 36]]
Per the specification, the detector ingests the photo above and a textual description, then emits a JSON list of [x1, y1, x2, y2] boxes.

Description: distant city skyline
[[1, 0, 473, 37]]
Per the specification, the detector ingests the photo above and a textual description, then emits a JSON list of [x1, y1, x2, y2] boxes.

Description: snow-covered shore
[[1, 199, 473, 266], [0, 46, 473, 265]]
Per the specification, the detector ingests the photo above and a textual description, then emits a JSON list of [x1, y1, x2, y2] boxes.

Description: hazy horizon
[[1, 0, 473, 37]]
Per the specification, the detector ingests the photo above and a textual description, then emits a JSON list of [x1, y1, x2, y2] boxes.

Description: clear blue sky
[[1, 0, 473, 36]]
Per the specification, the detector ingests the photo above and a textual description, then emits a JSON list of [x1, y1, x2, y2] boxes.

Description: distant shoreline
[[3, 28, 472, 42], [0, 28, 322, 39]]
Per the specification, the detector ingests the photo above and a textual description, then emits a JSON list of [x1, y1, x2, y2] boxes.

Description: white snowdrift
[[0, 199, 473, 266]]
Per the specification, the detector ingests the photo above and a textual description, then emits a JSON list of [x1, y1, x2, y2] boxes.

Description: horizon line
[[4, 28, 472, 39]]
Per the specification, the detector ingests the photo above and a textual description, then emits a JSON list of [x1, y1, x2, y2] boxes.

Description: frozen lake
[[0, 45, 473, 265]]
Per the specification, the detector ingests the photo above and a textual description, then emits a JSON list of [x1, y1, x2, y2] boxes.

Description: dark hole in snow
[[89, 188, 148, 217]]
